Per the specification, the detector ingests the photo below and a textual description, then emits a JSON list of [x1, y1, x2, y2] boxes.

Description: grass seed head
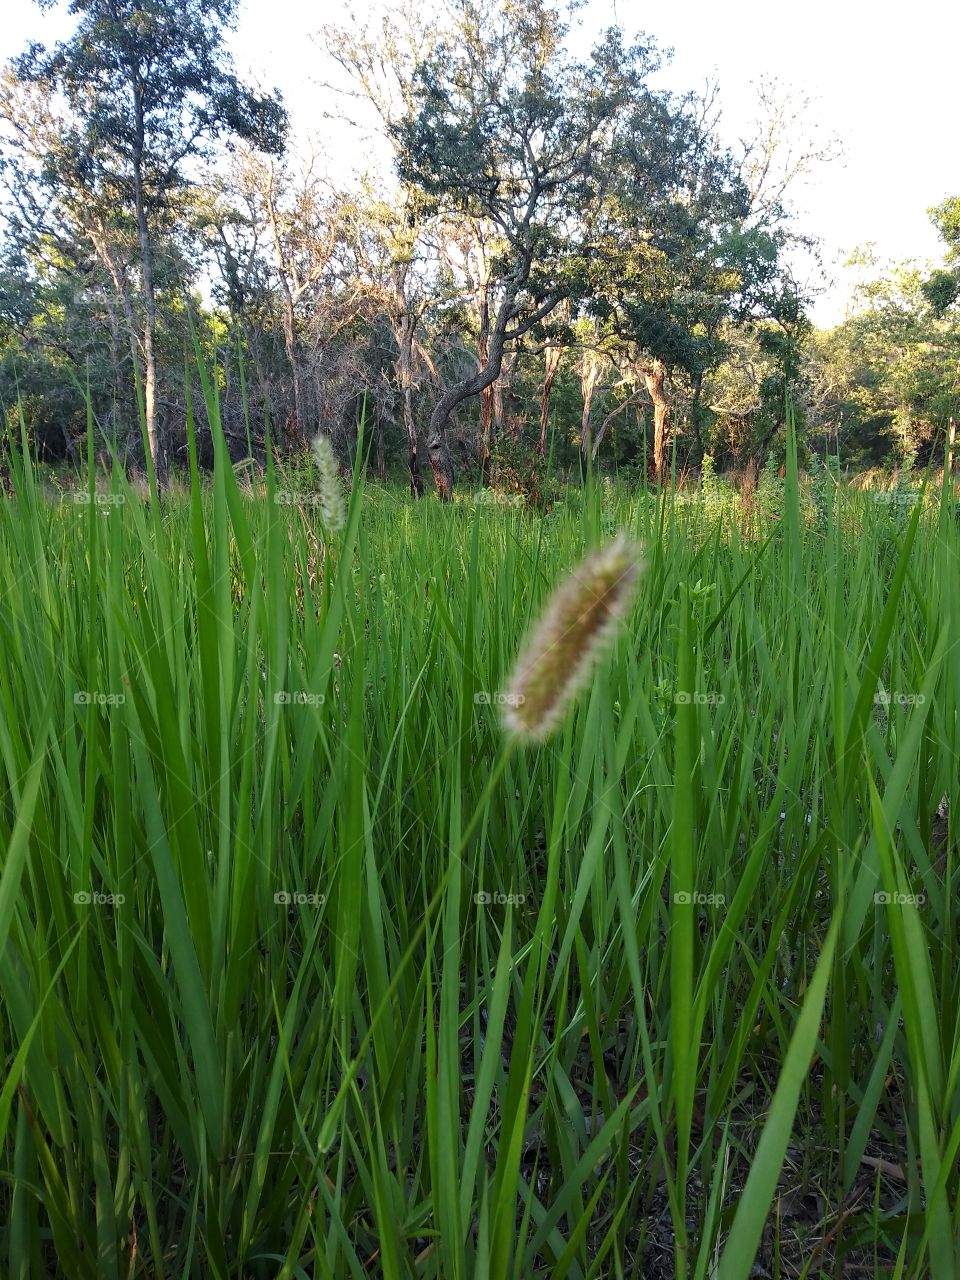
[[502, 532, 644, 740], [311, 434, 347, 532]]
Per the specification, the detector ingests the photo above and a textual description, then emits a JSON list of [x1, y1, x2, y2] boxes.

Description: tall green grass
[[1, 400, 959, 1277]]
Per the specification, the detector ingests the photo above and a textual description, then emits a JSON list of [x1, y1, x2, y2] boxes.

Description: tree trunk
[[579, 355, 603, 473], [131, 84, 164, 486], [90, 233, 140, 397], [264, 164, 306, 445], [402, 383, 423, 497], [280, 295, 304, 442], [395, 310, 424, 498], [690, 368, 705, 458], [426, 282, 561, 500], [756, 416, 782, 465], [424, 409, 456, 501], [591, 391, 646, 463], [479, 386, 493, 482], [539, 343, 563, 456], [492, 350, 518, 442], [476, 277, 493, 483], [645, 359, 670, 480], [425, 295, 512, 501]]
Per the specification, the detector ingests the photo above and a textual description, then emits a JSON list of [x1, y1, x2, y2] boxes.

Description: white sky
[[4, 0, 958, 326]]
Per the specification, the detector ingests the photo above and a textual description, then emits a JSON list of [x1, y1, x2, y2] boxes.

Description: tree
[[7, 0, 285, 483], [537, 299, 569, 455], [337, 183, 446, 495], [584, 86, 780, 477], [0, 66, 145, 426], [394, 0, 659, 498], [322, 1, 448, 496], [0, 239, 116, 456], [924, 199, 960, 440], [807, 249, 959, 467], [203, 146, 376, 458], [736, 77, 838, 230]]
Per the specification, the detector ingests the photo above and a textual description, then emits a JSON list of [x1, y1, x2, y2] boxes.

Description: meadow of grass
[[1, 403, 959, 1278]]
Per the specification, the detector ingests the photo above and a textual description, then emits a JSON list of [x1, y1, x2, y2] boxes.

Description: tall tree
[[0, 67, 144, 420], [586, 87, 784, 477], [8, 0, 285, 482], [394, 0, 659, 498], [322, 1, 447, 497]]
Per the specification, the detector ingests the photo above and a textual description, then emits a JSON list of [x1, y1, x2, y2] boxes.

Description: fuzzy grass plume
[[311, 433, 347, 531], [502, 532, 644, 739]]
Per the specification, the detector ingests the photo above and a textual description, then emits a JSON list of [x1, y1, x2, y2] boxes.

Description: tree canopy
[[3, 0, 953, 491]]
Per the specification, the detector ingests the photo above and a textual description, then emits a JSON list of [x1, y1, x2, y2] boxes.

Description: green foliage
[[486, 425, 558, 509], [807, 253, 960, 466], [1, 0, 287, 473], [930, 196, 960, 256], [589, 99, 781, 380], [698, 451, 727, 514], [18, 0, 286, 172], [922, 268, 960, 317], [754, 450, 784, 518]]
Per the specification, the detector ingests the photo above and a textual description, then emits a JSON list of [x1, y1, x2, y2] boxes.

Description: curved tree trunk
[[427, 284, 562, 500], [424, 403, 457, 501], [426, 349, 507, 501], [426, 298, 511, 500], [479, 389, 494, 483], [591, 391, 646, 463]]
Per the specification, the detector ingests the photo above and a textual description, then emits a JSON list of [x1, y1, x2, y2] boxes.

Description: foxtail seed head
[[502, 533, 644, 740], [310, 434, 346, 532]]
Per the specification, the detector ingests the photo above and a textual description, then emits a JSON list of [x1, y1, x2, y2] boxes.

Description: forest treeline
[[0, 0, 958, 496]]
